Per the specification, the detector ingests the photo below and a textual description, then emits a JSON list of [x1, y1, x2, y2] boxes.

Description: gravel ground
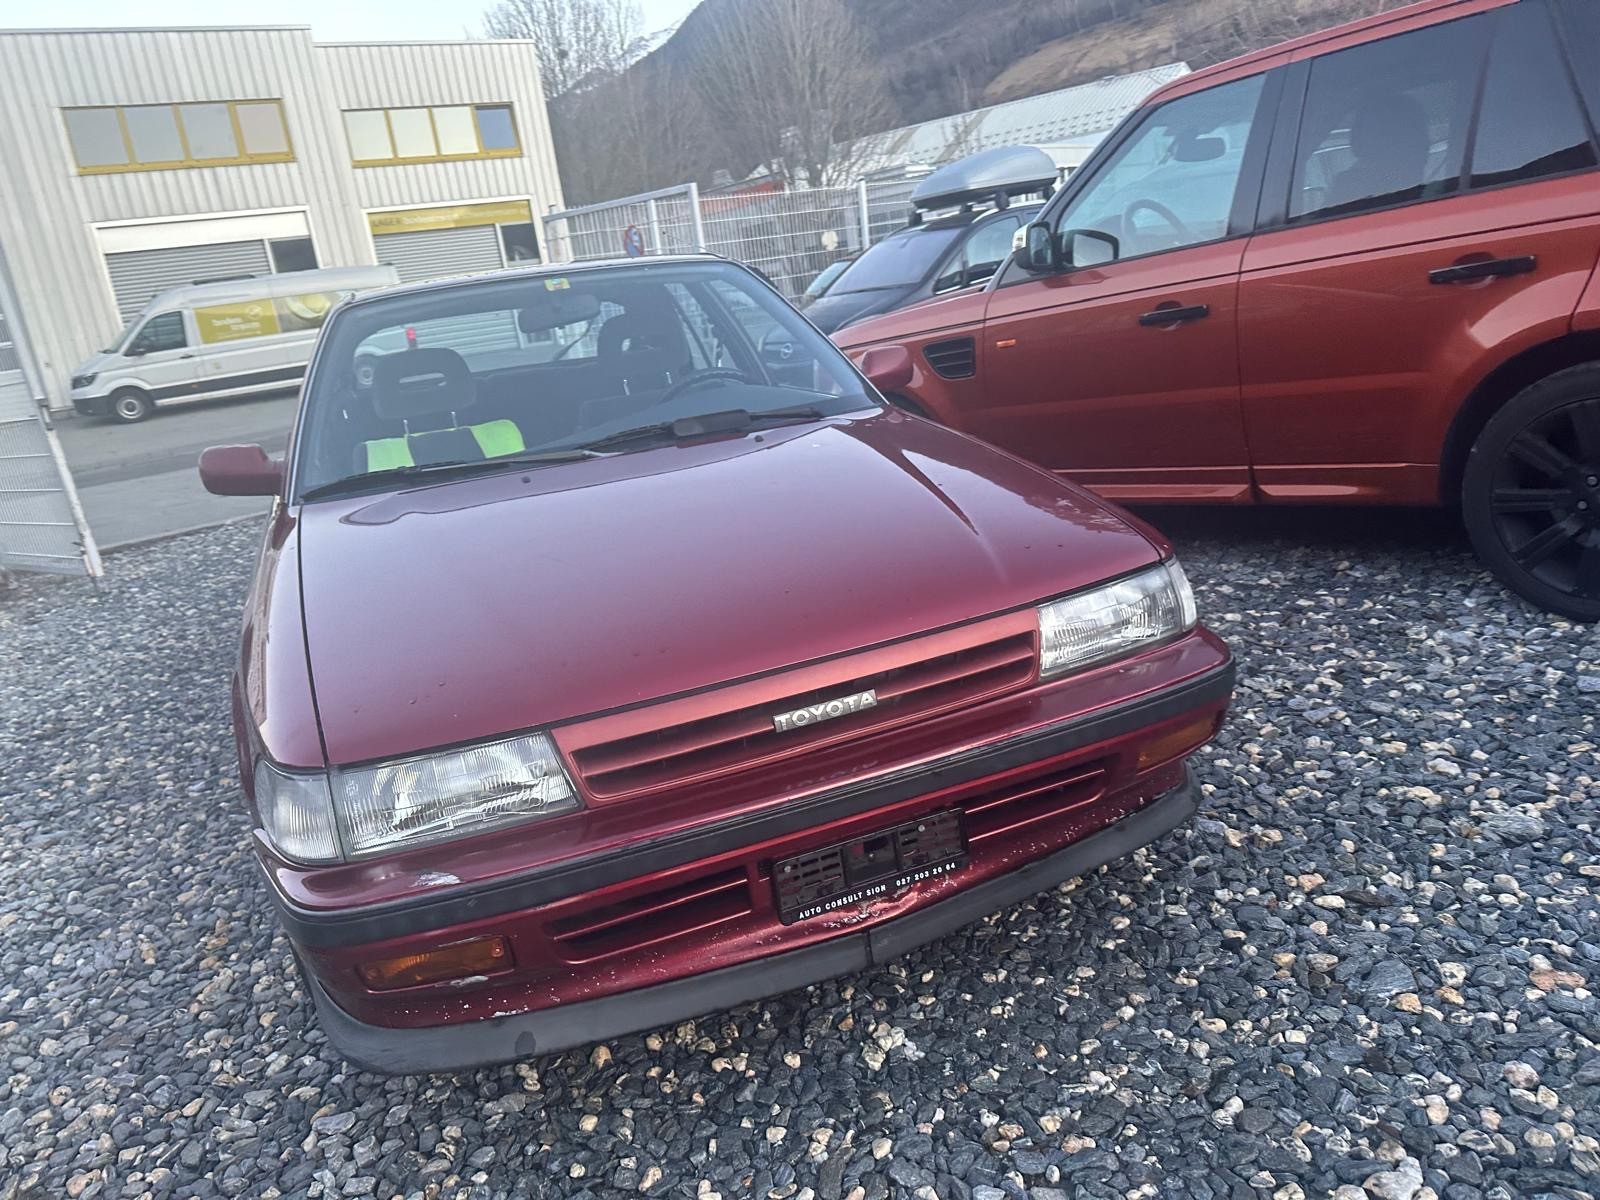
[[2, 508, 1598, 1200]]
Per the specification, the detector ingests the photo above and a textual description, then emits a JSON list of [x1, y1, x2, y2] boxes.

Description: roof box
[[910, 145, 1060, 212]]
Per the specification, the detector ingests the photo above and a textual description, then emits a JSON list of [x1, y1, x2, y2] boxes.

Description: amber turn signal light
[[1136, 715, 1218, 772], [357, 935, 511, 991]]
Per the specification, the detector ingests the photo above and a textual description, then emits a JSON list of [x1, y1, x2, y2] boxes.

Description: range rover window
[[1469, 1, 1597, 190], [1555, 0, 1600, 126], [1047, 74, 1265, 264], [1288, 15, 1486, 222]]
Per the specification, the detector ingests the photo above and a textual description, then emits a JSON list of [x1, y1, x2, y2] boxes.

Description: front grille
[[547, 866, 751, 963], [924, 337, 977, 379], [562, 615, 1037, 803]]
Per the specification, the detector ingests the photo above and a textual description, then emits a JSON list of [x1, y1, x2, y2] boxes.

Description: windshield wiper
[[299, 448, 603, 501], [563, 406, 829, 453]]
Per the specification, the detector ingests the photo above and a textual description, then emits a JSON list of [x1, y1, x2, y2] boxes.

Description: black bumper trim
[[278, 658, 1234, 949], [310, 767, 1203, 1075]]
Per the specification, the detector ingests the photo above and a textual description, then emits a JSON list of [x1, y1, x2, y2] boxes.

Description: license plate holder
[[773, 809, 967, 925]]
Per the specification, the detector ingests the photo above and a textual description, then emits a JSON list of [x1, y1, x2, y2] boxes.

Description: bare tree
[[483, 0, 644, 100], [686, 0, 890, 188]]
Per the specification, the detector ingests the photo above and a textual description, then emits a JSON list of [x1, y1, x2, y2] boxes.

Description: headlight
[[253, 732, 580, 863], [1037, 559, 1197, 679], [71, 373, 97, 389]]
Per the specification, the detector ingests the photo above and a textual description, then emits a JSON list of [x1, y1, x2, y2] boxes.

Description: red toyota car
[[200, 258, 1233, 1073], [834, 0, 1600, 620]]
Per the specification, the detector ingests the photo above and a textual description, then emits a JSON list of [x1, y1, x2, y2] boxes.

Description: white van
[[70, 266, 398, 423]]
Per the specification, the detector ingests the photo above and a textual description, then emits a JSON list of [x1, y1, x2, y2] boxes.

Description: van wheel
[[110, 389, 153, 424], [1462, 363, 1600, 622]]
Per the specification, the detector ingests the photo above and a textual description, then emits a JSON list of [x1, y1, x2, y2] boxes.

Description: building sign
[[195, 291, 346, 344], [367, 200, 534, 236]]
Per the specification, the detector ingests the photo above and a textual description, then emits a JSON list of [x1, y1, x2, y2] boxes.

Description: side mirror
[[860, 345, 914, 393], [1062, 229, 1120, 269], [199, 444, 283, 497], [1019, 224, 1059, 273]]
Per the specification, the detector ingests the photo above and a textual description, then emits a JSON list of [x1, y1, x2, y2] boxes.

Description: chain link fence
[[542, 178, 920, 302]]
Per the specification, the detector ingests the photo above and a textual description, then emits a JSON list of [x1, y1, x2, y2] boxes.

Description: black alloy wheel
[[1463, 363, 1600, 621]]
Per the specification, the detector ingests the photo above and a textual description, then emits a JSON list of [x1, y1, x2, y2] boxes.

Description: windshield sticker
[[544, 277, 571, 291]]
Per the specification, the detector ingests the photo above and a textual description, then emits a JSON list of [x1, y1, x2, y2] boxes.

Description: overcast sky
[[2, 0, 700, 40]]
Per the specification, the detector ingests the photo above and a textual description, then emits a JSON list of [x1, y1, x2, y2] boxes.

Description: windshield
[[829, 225, 965, 293], [292, 261, 879, 498], [104, 315, 140, 354]]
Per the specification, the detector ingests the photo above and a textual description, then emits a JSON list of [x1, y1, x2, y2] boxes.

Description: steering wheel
[[1123, 199, 1193, 249], [657, 369, 753, 406]]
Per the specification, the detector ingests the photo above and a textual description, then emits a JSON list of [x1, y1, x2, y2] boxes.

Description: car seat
[[358, 347, 525, 472], [1325, 92, 1432, 211]]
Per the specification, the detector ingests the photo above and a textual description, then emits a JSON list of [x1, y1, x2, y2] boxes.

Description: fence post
[[856, 179, 872, 250], [687, 182, 708, 253], [646, 198, 663, 255]]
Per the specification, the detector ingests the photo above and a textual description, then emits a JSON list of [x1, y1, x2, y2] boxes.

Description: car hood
[[73, 350, 118, 380], [831, 286, 991, 350], [803, 289, 902, 335], [296, 411, 1161, 765]]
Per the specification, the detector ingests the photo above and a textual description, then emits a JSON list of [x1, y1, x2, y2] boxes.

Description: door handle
[[1428, 255, 1536, 285], [1138, 303, 1210, 327]]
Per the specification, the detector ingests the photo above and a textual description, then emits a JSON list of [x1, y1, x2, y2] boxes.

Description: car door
[[973, 69, 1279, 502], [1236, 0, 1600, 505], [124, 310, 199, 401]]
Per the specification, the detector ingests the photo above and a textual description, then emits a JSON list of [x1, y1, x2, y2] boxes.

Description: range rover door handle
[[1138, 303, 1210, 327], [1428, 255, 1536, 285]]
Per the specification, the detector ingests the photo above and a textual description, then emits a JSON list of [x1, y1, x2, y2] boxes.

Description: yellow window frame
[[65, 100, 295, 174], [346, 103, 521, 168]]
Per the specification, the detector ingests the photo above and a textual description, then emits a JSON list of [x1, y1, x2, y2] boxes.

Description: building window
[[269, 237, 319, 274], [343, 104, 522, 166], [61, 101, 294, 174]]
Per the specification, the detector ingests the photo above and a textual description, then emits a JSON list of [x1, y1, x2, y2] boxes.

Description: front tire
[[110, 389, 153, 424], [1462, 363, 1600, 622]]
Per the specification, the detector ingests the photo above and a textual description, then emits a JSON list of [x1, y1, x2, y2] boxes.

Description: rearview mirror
[[1175, 134, 1226, 162], [199, 444, 283, 497], [517, 289, 602, 334], [859, 345, 914, 393], [1019, 224, 1059, 273]]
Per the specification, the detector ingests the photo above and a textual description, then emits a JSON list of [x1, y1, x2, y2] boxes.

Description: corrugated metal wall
[[316, 41, 563, 225], [0, 29, 563, 411]]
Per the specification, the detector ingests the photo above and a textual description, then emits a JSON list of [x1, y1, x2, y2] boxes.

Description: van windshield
[[292, 261, 879, 498], [104, 317, 139, 355], [829, 225, 965, 293]]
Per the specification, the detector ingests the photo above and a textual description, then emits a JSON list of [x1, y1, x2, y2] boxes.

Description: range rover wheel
[[1462, 363, 1600, 621], [110, 389, 153, 424]]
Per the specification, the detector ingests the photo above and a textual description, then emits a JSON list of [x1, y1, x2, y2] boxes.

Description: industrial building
[[0, 25, 564, 411]]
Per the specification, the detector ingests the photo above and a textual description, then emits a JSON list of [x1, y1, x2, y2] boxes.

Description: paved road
[[54, 391, 298, 548]]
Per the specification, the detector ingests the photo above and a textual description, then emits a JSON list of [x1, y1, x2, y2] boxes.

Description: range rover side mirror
[[199, 444, 283, 497], [860, 345, 915, 393], [1062, 228, 1120, 269], [1019, 223, 1059, 273]]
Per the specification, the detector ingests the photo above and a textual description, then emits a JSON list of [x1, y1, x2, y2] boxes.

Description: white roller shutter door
[[104, 240, 272, 319], [373, 225, 504, 283]]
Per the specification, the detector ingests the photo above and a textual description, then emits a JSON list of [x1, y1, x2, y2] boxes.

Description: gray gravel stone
[[2, 510, 1597, 1200]]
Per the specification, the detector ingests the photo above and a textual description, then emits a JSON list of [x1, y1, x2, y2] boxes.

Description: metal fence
[[541, 178, 920, 301], [0, 300, 101, 578]]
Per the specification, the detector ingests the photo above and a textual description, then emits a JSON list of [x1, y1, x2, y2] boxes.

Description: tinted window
[[1553, 0, 1600, 132], [131, 312, 186, 354], [1471, 3, 1596, 188], [1290, 16, 1486, 221], [832, 225, 965, 292], [1052, 74, 1266, 262]]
